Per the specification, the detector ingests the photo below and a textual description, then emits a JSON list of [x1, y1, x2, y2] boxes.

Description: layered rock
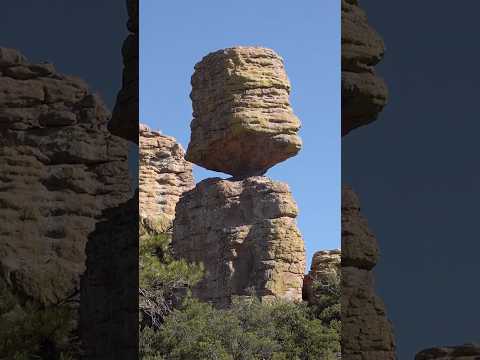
[[342, 0, 388, 136], [139, 123, 194, 231], [0, 47, 131, 304], [186, 46, 302, 177], [415, 344, 480, 360], [341, 186, 396, 360], [172, 176, 305, 306], [108, 0, 138, 143], [302, 249, 340, 304]]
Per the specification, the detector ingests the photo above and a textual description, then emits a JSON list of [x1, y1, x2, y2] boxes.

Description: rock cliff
[[186, 46, 302, 177], [0, 47, 131, 304], [302, 249, 340, 304], [139, 123, 194, 231]]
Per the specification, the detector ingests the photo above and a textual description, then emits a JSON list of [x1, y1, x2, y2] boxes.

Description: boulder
[[186, 46, 302, 177]]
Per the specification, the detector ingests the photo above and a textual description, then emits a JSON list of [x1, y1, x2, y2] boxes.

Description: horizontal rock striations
[[341, 186, 396, 360], [342, 0, 388, 136], [415, 344, 480, 360], [172, 176, 306, 306], [139, 123, 194, 231], [186, 46, 302, 177], [0, 47, 131, 304]]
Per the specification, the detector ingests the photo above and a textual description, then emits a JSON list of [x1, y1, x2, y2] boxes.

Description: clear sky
[[140, 1, 340, 268]]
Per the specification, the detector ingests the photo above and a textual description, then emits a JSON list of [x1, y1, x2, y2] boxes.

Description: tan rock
[[341, 186, 396, 360], [302, 249, 340, 304], [0, 48, 131, 305], [172, 176, 306, 305], [139, 123, 194, 231], [186, 46, 302, 177], [415, 344, 480, 360], [342, 0, 388, 136]]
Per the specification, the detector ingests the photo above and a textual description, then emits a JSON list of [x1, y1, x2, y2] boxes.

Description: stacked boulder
[[139, 123, 194, 232], [341, 1, 396, 359], [173, 46, 306, 306]]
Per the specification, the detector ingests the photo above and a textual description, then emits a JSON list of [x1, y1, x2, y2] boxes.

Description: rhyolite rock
[[0, 47, 131, 305], [302, 249, 340, 304], [341, 186, 396, 360], [139, 123, 194, 231], [172, 176, 306, 306], [415, 344, 480, 360], [342, 0, 388, 136], [186, 46, 302, 177], [108, 0, 138, 143]]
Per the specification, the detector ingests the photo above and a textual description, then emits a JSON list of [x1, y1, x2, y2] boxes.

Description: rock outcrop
[[173, 176, 305, 306], [302, 249, 340, 304], [342, 0, 388, 136], [139, 123, 194, 230], [0, 47, 132, 304], [341, 186, 396, 360], [108, 0, 138, 143], [415, 344, 480, 360], [185, 46, 302, 177]]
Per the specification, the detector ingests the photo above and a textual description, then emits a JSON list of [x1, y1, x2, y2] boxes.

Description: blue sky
[[140, 1, 340, 268]]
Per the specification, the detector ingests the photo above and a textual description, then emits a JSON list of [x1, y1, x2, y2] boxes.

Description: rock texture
[[341, 186, 396, 360], [342, 0, 388, 136], [108, 0, 138, 143], [139, 123, 194, 230], [302, 249, 340, 304], [172, 176, 306, 306], [415, 344, 480, 360], [186, 46, 302, 177], [0, 47, 131, 304]]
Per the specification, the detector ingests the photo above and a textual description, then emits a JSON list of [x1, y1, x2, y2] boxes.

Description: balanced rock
[[415, 344, 480, 360], [139, 123, 194, 231], [172, 176, 306, 305], [186, 46, 302, 177], [341, 186, 396, 360], [0, 48, 131, 304], [342, 0, 388, 136], [302, 249, 340, 304]]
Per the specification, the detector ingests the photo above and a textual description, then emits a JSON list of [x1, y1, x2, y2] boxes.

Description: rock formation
[[173, 46, 306, 306], [341, 1, 396, 359], [186, 46, 302, 177], [302, 249, 340, 304], [108, 0, 138, 143], [341, 186, 396, 360], [0, 47, 132, 304], [173, 176, 305, 305], [342, 0, 388, 136], [415, 344, 480, 360], [139, 123, 194, 231]]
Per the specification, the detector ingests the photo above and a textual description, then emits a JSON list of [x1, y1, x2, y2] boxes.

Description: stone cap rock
[[186, 46, 302, 177]]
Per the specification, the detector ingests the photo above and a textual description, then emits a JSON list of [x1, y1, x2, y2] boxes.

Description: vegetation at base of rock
[[139, 221, 340, 359], [0, 281, 79, 360]]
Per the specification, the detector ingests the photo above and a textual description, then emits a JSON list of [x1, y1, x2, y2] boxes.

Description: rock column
[[173, 46, 306, 306]]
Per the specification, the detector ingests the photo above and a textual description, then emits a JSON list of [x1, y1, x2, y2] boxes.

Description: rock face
[[342, 0, 388, 136], [108, 0, 138, 143], [185, 46, 302, 177], [341, 186, 396, 360], [139, 123, 194, 230], [415, 344, 480, 360], [173, 176, 306, 306], [302, 249, 340, 304], [0, 47, 131, 304]]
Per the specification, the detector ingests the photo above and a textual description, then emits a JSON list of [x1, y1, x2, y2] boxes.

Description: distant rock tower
[[173, 46, 306, 306]]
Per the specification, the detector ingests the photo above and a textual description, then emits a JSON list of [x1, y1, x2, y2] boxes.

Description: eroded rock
[[302, 249, 340, 304], [186, 46, 302, 177], [0, 47, 131, 305], [172, 176, 306, 306], [342, 0, 388, 136], [139, 123, 194, 231]]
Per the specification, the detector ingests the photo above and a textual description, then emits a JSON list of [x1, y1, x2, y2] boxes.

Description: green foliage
[[309, 272, 341, 329], [0, 282, 78, 360], [140, 297, 339, 360]]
